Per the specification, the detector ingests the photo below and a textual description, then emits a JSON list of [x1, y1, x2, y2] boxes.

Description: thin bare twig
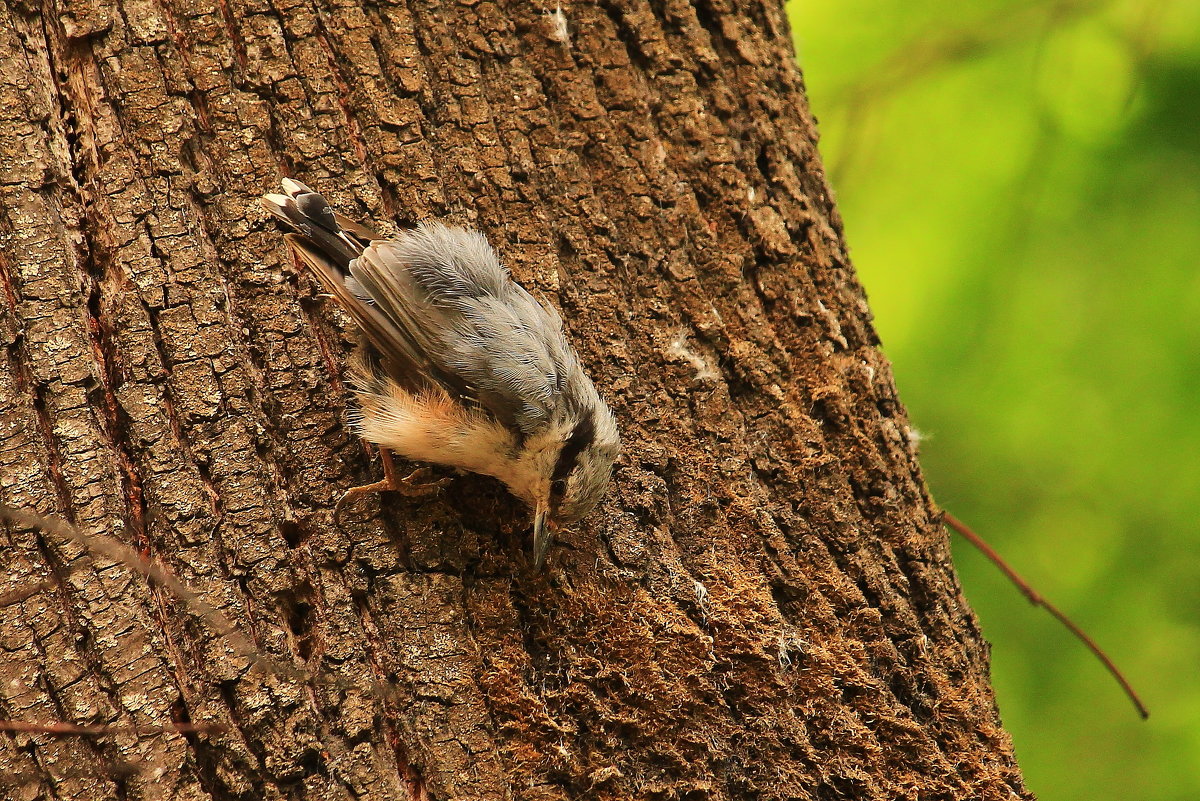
[[0, 721, 225, 736], [0, 505, 391, 702], [0, 505, 276, 671], [943, 510, 1149, 719], [0, 580, 55, 607]]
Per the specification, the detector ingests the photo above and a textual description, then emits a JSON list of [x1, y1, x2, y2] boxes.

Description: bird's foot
[[391, 466, 452, 497], [332, 450, 450, 524]]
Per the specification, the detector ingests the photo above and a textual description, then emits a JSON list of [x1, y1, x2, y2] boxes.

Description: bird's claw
[[393, 467, 452, 496], [332, 451, 449, 525]]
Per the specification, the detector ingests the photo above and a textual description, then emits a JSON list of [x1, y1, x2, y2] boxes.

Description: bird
[[260, 179, 619, 569]]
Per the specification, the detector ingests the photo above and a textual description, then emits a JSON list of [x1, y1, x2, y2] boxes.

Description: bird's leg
[[393, 466, 452, 496], [333, 448, 450, 524]]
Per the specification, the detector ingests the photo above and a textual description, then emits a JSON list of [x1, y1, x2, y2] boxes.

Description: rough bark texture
[[0, 0, 1029, 799]]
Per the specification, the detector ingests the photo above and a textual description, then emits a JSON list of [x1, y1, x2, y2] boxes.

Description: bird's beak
[[532, 501, 552, 571]]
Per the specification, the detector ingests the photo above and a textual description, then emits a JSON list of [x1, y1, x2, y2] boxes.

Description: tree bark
[[0, 0, 1029, 799]]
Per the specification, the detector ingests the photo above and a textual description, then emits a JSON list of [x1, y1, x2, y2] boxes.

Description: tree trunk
[[0, 0, 1029, 798]]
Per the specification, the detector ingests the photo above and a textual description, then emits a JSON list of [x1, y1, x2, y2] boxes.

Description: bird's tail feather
[[262, 179, 428, 386], [261, 178, 374, 273]]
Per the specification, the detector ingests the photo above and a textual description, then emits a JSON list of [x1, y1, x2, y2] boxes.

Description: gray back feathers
[[351, 223, 587, 436], [263, 181, 607, 441], [263, 181, 620, 539]]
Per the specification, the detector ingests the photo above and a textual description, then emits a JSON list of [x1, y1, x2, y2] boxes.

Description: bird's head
[[525, 404, 620, 570]]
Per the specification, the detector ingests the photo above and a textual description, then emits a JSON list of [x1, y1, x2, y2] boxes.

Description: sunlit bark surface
[[0, 1, 1027, 798]]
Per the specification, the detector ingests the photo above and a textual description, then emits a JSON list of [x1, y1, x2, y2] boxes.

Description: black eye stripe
[[551, 411, 596, 484]]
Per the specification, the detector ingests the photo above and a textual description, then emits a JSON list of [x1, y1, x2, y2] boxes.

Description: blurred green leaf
[[789, 0, 1200, 798]]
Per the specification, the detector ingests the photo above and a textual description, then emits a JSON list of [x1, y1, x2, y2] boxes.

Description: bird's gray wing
[[262, 184, 440, 394], [282, 235, 432, 388], [350, 224, 578, 435]]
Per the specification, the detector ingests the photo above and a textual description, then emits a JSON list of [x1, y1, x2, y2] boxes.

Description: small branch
[[943, 511, 1149, 720], [0, 721, 225, 736], [0, 580, 55, 607], [0, 504, 389, 698], [1, 505, 264, 663]]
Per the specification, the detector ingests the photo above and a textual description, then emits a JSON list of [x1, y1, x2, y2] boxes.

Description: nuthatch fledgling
[[261, 179, 619, 569]]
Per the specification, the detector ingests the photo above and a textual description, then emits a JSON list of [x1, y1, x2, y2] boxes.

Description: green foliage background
[[788, 1, 1199, 798]]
